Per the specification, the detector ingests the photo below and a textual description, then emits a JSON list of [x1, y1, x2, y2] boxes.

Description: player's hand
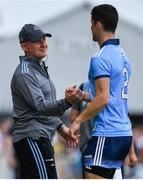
[[65, 85, 76, 94], [65, 85, 84, 104], [58, 126, 79, 148], [126, 151, 138, 168], [69, 120, 81, 140]]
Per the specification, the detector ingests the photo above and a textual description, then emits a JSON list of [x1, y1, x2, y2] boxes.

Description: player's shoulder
[[92, 46, 111, 60], [91, 48, 112, 67]]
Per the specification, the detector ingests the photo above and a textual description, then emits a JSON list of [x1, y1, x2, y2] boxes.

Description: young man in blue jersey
[[70, 83, 137, 179], [69, 4, 133, 179]]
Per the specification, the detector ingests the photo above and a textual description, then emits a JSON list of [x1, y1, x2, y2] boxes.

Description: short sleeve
[[89, 57, 112, 80]]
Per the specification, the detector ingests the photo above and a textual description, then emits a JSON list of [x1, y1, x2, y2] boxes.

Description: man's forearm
[[37, 99, 71, 116], [75, 95, 108, 124], [129, 140, 135, 154]]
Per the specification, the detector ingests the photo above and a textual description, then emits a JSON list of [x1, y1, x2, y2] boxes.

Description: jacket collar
[[19, 56, 40, 65], [19, 56, 49, 78]]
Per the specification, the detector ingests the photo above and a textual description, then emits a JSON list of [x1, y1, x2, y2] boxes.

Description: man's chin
[[41, 53, 47, 59], [37, 54, 47, 60]]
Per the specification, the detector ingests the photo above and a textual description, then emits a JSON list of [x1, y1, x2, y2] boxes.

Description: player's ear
[[96, 21, 104, 31], [95, 21, 101, 28]]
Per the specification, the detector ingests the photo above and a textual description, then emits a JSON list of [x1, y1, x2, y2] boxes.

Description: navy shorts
[[84, 136, 132, 169]]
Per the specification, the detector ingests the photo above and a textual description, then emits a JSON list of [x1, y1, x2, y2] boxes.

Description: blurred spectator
[[0, 115, 16, 178]]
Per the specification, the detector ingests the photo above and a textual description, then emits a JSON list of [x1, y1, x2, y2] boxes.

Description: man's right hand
[[65, 85, 84, 104]]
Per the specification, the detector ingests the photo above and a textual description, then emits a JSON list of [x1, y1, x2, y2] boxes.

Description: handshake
[[65, 85, 90, 104]]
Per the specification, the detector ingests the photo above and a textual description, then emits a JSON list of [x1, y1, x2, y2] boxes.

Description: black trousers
[[14, 137, 58, 179]]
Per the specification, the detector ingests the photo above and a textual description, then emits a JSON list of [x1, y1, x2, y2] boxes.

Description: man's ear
[[96, 21, 103, 31], [21, 43, 28, 52], [95, 21, 101, 29]]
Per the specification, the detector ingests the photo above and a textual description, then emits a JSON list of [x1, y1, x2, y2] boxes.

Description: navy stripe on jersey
[[94, 75, 110, 80]]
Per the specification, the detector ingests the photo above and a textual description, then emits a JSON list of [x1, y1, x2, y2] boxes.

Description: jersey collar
[[100, 39, 120, 49]]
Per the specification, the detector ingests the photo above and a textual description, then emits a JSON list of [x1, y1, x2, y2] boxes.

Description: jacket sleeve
[[56, 118, 65, 131], [15, 73, 71, 116]]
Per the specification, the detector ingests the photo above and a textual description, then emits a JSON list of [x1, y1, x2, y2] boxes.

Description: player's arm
[[70, 108, 80, 123], [70, 98, 82, 123], [69, 77, 110, 138], [70, 83, 84, 123], [76, 77, 109, 123], [125, 140, 138, 167]]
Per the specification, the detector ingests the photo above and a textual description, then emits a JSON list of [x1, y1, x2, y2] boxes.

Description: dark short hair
[[91, 4, 118, 32]]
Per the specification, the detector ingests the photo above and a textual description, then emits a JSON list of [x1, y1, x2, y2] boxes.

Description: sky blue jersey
[[88, 39, 132, 137]]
